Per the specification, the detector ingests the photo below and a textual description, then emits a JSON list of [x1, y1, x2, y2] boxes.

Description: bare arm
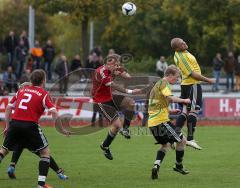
[[167, 96, 190, 104], [111, 82, 141, 94], [5, 106, 13, 131], [50, 109, 59, 121], [191, 71, 215, 84]]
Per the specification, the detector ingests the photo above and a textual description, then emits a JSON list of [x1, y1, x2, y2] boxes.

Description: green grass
[[0, 126, 240, 188]]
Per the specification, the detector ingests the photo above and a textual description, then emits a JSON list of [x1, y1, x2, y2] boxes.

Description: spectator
[[26, 57, 33, 72], [224, 52, 236, 92], [0, 81, 9, 96], [15, 40, 28, 80], [212, 53, 224, 91], [156, 56, 168, 78], [70, 54, 82, 71], [19, 30, 29, 51], [31, 40, 43, 70], [108, 49, 115, 56], [55, 55, 69, 94], [4, 31, 18, 67], [20, 69, 31, 84], [3, 66, 18, 93], [43, 39, 55, 81], [86, 52, 102, 69], [235, 55, 240, 91]]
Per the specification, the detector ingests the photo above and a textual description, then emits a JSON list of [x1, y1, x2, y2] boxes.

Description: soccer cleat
[[7, 166, 16, 179], [173, 164, 189, 175], [151, 165, 159, 180], [186, 140, 202, 150], [119, 128, 131, 139], [57, 172, 68, 180], [100, 144, 113, 160]]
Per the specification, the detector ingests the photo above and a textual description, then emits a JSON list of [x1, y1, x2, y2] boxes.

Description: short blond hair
[[164, 65, 180, 76]]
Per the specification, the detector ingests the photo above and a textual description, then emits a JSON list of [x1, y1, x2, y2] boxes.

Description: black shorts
[[149, 122, 183, 145], [95, 95, 125, 123], [180, 84, 202, 111], [2, 120, 48, 153]]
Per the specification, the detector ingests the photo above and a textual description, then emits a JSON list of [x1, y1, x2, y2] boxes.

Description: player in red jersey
[[5, 82, 68, 181], [92, 54, 142, 160], [0, 69, 58, 188]]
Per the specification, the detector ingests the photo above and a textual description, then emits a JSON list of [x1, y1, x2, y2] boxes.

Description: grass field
[[0, 126, 240, 188]]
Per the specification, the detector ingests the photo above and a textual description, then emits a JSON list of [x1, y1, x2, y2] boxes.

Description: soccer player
[[0, 69, 59, 188], [92, 54, 141, 160], [148, 65, 191, 179], [5, 82, 68, 180], [171, 38, 215, 150]]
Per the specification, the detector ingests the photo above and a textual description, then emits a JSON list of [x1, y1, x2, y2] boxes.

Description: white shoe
[[186, 140, 202, 150]]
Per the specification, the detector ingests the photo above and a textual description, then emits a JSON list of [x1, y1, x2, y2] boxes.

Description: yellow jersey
[[174, 51, 201, 85], [148, 79, 172, 127]]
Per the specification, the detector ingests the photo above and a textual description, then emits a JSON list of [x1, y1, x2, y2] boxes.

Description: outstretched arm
[[111, 82, 142, 94], [191, 71, 215, 84], [167, 96, 191, 104]]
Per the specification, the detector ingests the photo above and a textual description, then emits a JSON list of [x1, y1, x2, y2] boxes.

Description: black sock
[[187, 114, 197, 141], [102, 130, 116, 148], [38, 157, 50, 186], [11, 148, 24, 165], [0, 153, 4, 163], [49, 156, 60, 173], [154, 149, 166, 167], [176, 150, 184, 166], [175, 114, 187, 132], [123, 118, 131, 129]]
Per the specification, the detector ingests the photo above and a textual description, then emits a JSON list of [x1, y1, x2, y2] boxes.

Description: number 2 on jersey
[[18, 93, 32, 110]]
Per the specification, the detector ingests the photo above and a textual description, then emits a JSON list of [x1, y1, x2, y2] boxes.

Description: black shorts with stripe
[[94, 95, 125, 123], [2, 120, 48, 153], [180, 84, 202, 111], [149, 121, 183, 145]]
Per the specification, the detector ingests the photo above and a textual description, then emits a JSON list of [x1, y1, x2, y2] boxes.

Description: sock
[[0, 153, 4, 163], [154, 149, 166, 167], [187, 114, 197, 141], [175, 113, 187, 131], [102, 130, 116, 148], [176, 150, 184, 167], [11, 148, 24, 165], [38, 157, 50, 186], [49, 156, 60, 173], [123, 118, 131, 129]]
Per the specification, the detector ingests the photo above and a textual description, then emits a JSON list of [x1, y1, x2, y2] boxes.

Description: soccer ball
[[122, 2, 137, 16]]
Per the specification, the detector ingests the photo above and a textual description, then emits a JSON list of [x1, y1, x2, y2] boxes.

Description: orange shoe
[[43, 184, 53, 188]]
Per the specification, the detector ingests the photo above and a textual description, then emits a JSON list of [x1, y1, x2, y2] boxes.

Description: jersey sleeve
[[43, 93, 56, 111]]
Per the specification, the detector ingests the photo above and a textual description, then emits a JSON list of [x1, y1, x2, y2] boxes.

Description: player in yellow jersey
[[148, 65, 191, 179], [170, 38, 215, 150]]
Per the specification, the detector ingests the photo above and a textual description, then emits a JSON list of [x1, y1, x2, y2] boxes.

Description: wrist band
[[126, 89, 133, 94]]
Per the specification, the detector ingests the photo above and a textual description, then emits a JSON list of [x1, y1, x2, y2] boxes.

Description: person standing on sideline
[[171, 37, 214, 150], [212, 53, 224, 91], [15, 40, 28, 80], [4, 31, 18, 67], [224, 52, 236, 92], [43, 40, 55, 82], [234, 55, 240, 91], [156, 56, 168, 78]]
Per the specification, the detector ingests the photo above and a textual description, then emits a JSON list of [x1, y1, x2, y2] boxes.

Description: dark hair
[[30, 69, 46, 86]]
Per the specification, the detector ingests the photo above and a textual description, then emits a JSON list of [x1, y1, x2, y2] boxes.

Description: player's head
[[164, 65, 180, 84], [105, 54, 121, 72], [30, 69, 46, 86], [170, 38, 188, 51]]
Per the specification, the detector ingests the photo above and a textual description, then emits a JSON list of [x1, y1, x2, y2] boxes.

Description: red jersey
[[8, 85, 55, 123], [92, 65, 113, 103]]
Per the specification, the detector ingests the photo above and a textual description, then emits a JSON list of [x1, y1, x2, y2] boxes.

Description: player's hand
[[132, 89, 142, 94], [114, 70, 122, 76], [183, 98, 191, 104], [170, 109, 181, 114], [208, 78, 216, 84]]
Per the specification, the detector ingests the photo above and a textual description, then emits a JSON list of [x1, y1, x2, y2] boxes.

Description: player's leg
[[38, 147, 51, 187], [173, 136, 189, 175], [149, 124, 169, 180], [117, 96, 135, 139], [0, 148, 9, 164], [7, 145, 24, 179], [186, 84, 202, 150], [34, 151, 68, 180]]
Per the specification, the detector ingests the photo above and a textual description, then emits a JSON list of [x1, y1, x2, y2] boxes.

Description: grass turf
[[0, 126, 240, 188]]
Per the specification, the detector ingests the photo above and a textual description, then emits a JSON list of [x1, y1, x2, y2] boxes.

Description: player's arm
[[167, 96, 191, 104], [5, 105, 13, 131], [191, 71, 215, 84], [111, 82, 141, 94]]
